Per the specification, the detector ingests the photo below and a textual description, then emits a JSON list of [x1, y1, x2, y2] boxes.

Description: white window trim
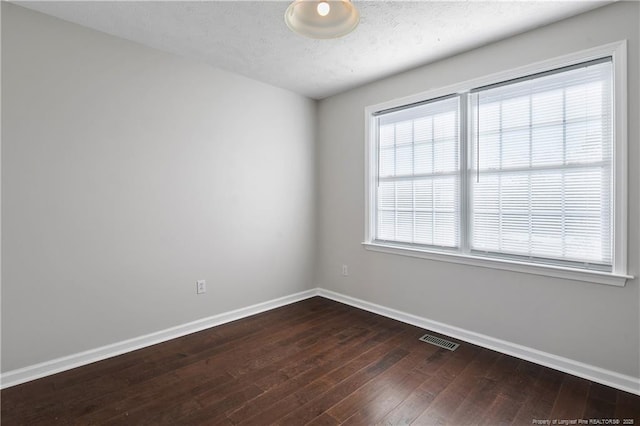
[[363, 40, 631, 287]]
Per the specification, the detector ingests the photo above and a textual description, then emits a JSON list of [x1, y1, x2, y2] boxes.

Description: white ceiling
[[16, 1, 610, 99]]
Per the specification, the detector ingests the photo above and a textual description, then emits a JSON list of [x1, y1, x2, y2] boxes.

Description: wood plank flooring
[[2, 297, 639, 425]]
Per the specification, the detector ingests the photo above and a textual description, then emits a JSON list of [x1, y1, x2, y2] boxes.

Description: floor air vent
[[419, 334, 459, 351]]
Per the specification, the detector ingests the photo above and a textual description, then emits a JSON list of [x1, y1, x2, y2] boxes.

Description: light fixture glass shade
[[285, 0, 360, 39]]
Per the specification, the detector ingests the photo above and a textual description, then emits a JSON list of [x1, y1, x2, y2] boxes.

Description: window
[[469, 59, 613, 270], [364, 42, 630, 286], [377, 96, 460, 248]]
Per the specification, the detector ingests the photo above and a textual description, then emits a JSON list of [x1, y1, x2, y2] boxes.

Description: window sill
[[362, 242, 632, 287]]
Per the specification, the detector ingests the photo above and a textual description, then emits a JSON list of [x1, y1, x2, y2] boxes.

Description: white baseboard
[[317, 288, 640, 396], [0, 289, 318, 389], [3, 287, 638, 396]]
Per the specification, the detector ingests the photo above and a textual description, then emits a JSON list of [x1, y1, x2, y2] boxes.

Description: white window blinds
[[469, 59, 613, 270], [375, 96, 460, 248], [366, 43, 628, 283]]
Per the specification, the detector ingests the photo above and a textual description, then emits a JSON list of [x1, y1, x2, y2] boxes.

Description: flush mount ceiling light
[[285, 0, 360, 39]]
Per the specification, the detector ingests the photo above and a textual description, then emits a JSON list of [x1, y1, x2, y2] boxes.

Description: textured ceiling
[[16, 1, 610, 99]]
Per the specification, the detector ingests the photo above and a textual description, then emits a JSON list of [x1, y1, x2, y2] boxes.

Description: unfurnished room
[[1, 0, 639, 424]]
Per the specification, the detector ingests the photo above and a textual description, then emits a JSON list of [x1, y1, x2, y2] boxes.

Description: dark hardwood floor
[[2, 297, 639, 425]]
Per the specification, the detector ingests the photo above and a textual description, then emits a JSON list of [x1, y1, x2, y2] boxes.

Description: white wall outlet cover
[[342, 265, 349, 276], [196, 280, 206, 294]]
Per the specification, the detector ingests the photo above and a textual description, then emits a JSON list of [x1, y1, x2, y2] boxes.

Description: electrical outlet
[[342, 264, 349, 276], [196, 280, 206, 294]]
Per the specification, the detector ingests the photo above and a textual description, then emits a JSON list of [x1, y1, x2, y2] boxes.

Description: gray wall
[[316, 1, 640, 378], [1, 3, 316, 371]]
